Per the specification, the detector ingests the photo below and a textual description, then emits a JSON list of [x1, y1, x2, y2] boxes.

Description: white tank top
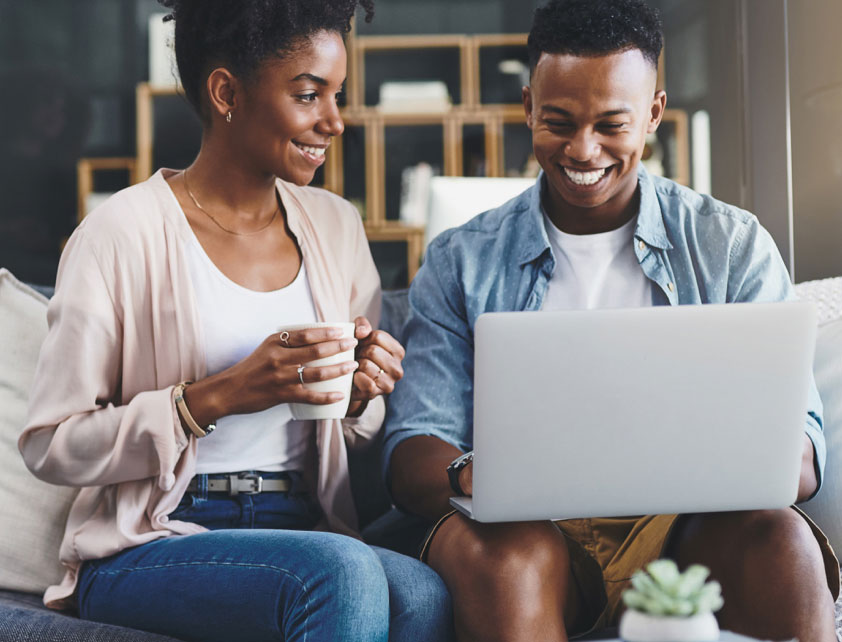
[[184, 233, 317, 474], [542, 213, 654, 311]]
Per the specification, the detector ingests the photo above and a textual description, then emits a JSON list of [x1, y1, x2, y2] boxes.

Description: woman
[[18, 1, 452, 640]]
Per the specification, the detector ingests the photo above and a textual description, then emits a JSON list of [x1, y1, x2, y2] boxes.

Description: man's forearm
[[390, 435, 465, 521]]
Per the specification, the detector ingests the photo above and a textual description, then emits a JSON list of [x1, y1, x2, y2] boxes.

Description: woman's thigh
[[79, 529, 389, 642], [371, 546, 455, 642]]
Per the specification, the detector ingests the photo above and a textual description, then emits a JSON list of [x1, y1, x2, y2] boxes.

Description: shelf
[[77, 29, 688, 290], [365, 224, 425, 287], [76, 157, 138, 224]]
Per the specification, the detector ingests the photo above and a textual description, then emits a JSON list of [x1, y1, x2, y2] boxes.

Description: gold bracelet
[[174, 381, 216, 438]]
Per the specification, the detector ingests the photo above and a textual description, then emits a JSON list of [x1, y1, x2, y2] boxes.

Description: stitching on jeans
[[89, 561, 311, 637], [91, 561, 307, 579], [273, 570, 311, 642]]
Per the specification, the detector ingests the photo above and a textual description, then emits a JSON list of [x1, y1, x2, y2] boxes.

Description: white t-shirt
[[184, 234, 317, 474], [542, 213, 653, 311]]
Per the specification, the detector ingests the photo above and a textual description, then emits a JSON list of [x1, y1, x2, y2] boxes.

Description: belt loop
[[198, 473, 209, 500]]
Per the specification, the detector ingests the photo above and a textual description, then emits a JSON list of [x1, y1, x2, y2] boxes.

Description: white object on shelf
[[424, 175, 535, 249], [378, 81, 451, 113], [399, 163, 434, 227], [691, 109, 711, 195], [619, 609, 719, 642], [85, 192, 113, 217], [149, 13, 180, 88]]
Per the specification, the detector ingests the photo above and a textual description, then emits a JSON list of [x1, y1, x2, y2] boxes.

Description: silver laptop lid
[[469, 302, 816, 522]]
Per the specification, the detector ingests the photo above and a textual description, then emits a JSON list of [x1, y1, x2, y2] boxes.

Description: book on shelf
[[378, 81, 451, 113]]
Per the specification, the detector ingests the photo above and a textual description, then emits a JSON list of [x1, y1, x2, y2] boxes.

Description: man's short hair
[[527, 0, 663, 75]]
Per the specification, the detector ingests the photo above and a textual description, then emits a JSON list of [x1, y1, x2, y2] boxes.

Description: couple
[[19, 0, 839, 641]]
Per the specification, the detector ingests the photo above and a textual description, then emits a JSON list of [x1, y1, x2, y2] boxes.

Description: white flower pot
[[619, 609, 720, 642]]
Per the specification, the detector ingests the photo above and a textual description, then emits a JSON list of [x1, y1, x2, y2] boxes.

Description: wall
[[0, 0, 170, 284], [652, 0, 745, 207], [788, 0, 842, 282]]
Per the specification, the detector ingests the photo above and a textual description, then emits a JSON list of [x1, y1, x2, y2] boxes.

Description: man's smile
[[563, 166, 607, 185]]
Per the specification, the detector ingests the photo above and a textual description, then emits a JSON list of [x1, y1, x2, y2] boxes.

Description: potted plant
[[619, 559, 724, 642]]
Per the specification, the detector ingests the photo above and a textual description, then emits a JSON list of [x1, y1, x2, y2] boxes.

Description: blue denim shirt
[[383, 166, 825, 497]]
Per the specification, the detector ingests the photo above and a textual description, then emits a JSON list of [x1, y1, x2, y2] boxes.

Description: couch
[[2, 267, 842, 641]]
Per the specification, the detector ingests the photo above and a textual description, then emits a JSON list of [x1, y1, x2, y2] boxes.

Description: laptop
[[450, 301, 817, 522]]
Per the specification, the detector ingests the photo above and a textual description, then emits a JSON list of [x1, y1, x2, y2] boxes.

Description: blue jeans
[[78, 472, 453, 642]]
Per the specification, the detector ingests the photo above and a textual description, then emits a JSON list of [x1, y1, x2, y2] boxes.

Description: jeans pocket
[[169, 493, 204, 520]]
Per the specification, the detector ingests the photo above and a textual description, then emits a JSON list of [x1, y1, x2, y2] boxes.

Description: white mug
[[279, 322, 356, 420]]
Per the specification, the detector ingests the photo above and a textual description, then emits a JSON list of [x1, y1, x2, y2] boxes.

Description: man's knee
[[675, 508, 821, 566], [432, 518, 569, 599], [737, 509, 828, 578], [720, 509, 816, 554]]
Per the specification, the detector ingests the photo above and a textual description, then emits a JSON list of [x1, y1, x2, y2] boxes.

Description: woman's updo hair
[[157, 0, 374, 120]]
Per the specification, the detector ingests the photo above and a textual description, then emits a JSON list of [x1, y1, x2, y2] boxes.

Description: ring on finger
[[297, 364, 306, 385], [374, 367, 384, 382], [279, 331, 290, 346]]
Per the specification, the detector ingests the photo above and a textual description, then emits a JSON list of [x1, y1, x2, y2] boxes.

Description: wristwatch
[[446, 451, 474, 495]]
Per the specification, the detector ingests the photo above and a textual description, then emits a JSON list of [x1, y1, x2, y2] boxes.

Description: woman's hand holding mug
[[183, 326, 358, 427], [347, 316, 406, 416]]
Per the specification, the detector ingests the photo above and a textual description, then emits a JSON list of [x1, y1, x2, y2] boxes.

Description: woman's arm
[[19, 229, 189, 490], [20, 227, 361, 487]]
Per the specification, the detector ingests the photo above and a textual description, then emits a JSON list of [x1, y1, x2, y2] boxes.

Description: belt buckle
[[230, 473, 263, 495]]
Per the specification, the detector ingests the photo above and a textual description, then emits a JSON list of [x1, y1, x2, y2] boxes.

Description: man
[[382, 1, 839, 640]]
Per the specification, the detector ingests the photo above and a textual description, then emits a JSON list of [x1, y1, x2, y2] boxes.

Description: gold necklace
[[182, 169, 279, 236]]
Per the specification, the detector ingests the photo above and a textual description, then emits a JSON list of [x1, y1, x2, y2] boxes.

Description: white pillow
[[795, 277, 842, 553], [795, 277, 842, 327], [0, 268, 77, 594]]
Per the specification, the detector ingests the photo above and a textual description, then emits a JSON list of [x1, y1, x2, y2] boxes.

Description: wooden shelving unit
[[77, 29, 689, 286], [76, 157, 138, 225]]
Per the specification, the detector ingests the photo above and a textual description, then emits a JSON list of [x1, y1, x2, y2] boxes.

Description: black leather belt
[[186, 473, 291, 496]]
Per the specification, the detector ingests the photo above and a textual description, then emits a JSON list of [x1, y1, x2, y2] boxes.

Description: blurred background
[[0, 0, 839, 288]]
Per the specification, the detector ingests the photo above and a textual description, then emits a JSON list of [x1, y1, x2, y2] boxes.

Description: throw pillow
[[0, 268, 77, 594], [795, 277, 842, 555]]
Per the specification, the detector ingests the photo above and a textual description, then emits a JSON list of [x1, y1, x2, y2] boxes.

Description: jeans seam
[[274, 565, 311, 642], [90, 560, 310, 579], [88, 561, 312, 638]]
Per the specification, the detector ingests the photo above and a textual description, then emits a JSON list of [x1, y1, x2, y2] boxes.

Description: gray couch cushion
[[0, 590, 185, 642]]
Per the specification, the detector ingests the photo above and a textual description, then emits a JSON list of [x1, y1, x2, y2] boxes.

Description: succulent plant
[[622, 559, 724, 617]]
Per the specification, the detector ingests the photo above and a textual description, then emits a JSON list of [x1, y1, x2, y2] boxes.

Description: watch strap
[[447, 451, 473, 496]]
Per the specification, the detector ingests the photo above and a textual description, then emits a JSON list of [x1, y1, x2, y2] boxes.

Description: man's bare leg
[[427, 515, 580, 642], [668, 508, 836, 641]]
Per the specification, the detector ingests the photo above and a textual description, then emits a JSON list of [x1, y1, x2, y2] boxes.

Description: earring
[[225, 111, 232, 123]]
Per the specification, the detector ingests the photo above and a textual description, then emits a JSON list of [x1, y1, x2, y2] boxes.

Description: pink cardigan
[[19, 170, 385, 609]]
